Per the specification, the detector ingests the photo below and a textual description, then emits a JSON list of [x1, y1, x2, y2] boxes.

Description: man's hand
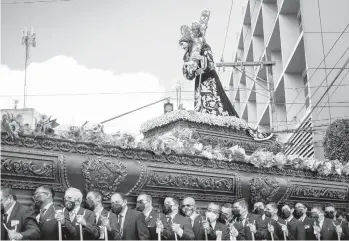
[[248, 223, 256, 234], [267, 223, 274, 233], [335, 225, 343, 235], [76, 215, 87, 226], [171, 223, 182, 235], [280, 224, 288, 236], [8, 230, 23, 240], [202, 220, 211, 231], [55, 211, 66, 225], [156, 220, 164, 233], [101, 218, 111, 231], [230, 225, 239, 238]]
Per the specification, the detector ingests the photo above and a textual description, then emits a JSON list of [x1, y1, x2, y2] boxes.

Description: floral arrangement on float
[[140, 110, 250, 133], [2, 112, 349, 176]]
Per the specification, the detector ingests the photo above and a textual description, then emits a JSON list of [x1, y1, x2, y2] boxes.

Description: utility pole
[[265, 48, 277, 132], [21, 27, 36, 109], [216, 59, 277, 131]]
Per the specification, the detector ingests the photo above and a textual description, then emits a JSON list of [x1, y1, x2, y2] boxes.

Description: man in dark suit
[[311, 205, 346, 240], [33, 185, 74, 240], [280, 204, 306, 240], [136, 192, 170, 240], [0, 187, 40, 240], [294, 202, 314, 240], [110, 192, 150, 240], [325, 204, 349, 240], [56, 187, 99, 240], [233, 199, 265, 240], [252, 202, 280, 240], [202, 202, 230, 240], [219, 203, 246, 240], [86, 190, 121, 240], [181, 196, 207, 240], [163, 196, 195, 240]]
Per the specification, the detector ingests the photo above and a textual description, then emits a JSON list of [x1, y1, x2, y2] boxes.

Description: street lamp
[[21, 26, 36, 108]]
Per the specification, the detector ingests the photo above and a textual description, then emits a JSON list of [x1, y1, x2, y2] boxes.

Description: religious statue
[[179, 10, 239, 117]]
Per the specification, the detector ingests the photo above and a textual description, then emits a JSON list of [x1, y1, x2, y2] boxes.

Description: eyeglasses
[[137, 200, 148, 204], [207, 209, 220, 215], [34, 192, 49, 197], [182, 204, 193, 208]]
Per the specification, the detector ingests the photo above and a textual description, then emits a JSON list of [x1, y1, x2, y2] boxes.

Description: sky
[[0, 0, 246, 134]]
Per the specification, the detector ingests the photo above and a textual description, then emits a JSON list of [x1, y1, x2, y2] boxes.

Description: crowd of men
[[1, 185, 349, 240]]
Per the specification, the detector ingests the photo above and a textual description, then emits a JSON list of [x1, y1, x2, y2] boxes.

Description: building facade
[[230, 0, 349, 160]]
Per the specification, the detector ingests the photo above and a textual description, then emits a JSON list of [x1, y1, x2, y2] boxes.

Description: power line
[[284, 23, 349, 117], [289, 43, 349, 123], [293, 55, 349, 137], [221, 0, 234, 59]]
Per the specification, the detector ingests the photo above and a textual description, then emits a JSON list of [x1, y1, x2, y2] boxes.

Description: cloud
[[0, 56, 169, 134]]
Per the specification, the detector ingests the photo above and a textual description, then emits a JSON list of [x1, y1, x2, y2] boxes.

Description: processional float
[[1, 10, 348, 241]]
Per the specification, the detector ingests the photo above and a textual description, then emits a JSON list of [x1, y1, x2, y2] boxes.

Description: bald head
[[182, 197, 196, 217]]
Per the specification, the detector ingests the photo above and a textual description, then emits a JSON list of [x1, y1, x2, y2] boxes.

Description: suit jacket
[[253, 215, 280, 240], [144, 209, 171, 240], [95, 208, 121, 240], [62, 206, 99, 240], [334, 219, 349, 240], [298, 215, 314, 240], [1, 202, 40, 240], [168, 213, 195, 240], [191, 214, 206, 240], [36, 204, 75, 240], [121, 208, 150, 240], [278, 217, 305, 240], [319, 218, 341, 240], [207, 221, 230, 240]]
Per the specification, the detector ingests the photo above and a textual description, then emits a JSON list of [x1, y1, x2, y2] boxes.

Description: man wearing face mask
[[252, 202, 279, 240], [111, 192, 149, 240], [325, 205, 349, 240], [163, 196, 195, 240], [265, 203, 287, 240], [181, 197, 207, 240], [219, 203, 245, 240], [136, 193, 170, 240], [0, 187, 40, 240], [201, 202, 229, 240], [33, 185, 73, 240], [232, 199, 259, 240], [294, 202, 313, 240], [311, 205, 345, 240], [86, 190, 121, 240], [281, 204, 305, 240], [56, 187, 99, 240]]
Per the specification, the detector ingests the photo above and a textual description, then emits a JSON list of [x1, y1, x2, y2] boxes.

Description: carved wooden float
[[1, 132, 349, 211]]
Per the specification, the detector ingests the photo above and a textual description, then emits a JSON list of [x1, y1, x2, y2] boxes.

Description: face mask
[[206, 212, 218, 223], [183, 206, 194, 217], [136, 203, 145, 212], [233, 210, 241, 217], [293, 210, 303, 219], [65, 201, 76, 211], [311, 213, 319, 220], [264, 211, 272, 218], [282, 210, 291, 219], [162, 205, 172, 215], [325, 211, 335, 219], [111, 204, 123, 215], [219, 213, 228, 223], [254, 208, 265, 216], [86, 200, 95, 211]]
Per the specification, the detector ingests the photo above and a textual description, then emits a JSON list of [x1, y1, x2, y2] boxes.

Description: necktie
[[39, 209, 46, 223], [167, 217, 173, 226], [118, 215, 123, 235], [3, 213, 8, 224], [190, 218, 194, 227], [69, 211, 76, 222]]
